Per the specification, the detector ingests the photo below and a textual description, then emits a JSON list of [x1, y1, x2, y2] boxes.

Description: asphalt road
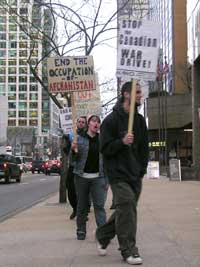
[[0, 172, 60, 222]]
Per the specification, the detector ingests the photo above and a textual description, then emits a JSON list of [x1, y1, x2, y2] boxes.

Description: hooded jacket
[[100, 98, 149, 185]]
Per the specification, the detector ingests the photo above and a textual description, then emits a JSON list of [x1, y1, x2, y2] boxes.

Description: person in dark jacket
[[96, 81, 149, 265], [64, 116, 87, 220]]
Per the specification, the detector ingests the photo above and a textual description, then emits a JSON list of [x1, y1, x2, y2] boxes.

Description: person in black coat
[[96, 81, 149, 265]]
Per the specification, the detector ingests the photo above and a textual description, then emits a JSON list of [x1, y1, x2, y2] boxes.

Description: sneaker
[[125, 254, 143, 265], [96, 241, 107, 256]]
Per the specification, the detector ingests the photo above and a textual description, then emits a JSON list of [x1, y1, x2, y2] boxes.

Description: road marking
[[20, 182, 29, 185], [40, 178, 47, 181]]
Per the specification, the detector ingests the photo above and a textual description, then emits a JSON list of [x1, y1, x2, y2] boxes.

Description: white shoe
[[96, 242, 107, 256], [126, 255, 143, 265]]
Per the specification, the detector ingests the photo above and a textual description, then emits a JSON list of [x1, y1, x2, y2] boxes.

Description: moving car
[[0, 154, 22, 183], [44, 160, 61, 175], [31, 160, 44, 174]]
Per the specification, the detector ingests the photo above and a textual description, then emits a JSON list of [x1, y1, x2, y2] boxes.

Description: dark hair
[[77, 116, 87, 123], [121, 81, 132, 95], [87, 115, 101, 124]]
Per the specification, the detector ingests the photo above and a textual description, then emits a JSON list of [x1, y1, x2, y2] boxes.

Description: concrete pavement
[[0, 177, 200, 267]]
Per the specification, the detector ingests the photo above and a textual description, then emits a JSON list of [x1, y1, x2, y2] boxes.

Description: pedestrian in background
[[96, 81, 149, 265], [64, 116, 87, 220], [71, 115, 108, 241]]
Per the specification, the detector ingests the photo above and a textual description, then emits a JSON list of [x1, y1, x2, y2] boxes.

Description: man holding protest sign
[[96, 81, 149, 265]]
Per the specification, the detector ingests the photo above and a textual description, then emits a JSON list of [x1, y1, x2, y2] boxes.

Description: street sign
[[47, 56, 96, 93], [117, 19, 161, 81]]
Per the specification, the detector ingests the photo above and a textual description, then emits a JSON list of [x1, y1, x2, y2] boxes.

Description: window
[[8, 111, 16, 117], [8, 76, 16, 83], [20, 8, 28, 15], [19, 59, 27, 65], [19, 111, 27, 117], [19, 93, 27, 100], [8, 67, 16, 74], [0, 59, 5, 65], [8, 102, 16, 109], [9, 24, 17, 31], [19, 120, 27, 126], [8, 93, 16, 100], [19, 76, 27, 82], [8, 119, 16, 126], [0, 25, 6, 31], [42, 100, 49, 109], [30, 119, 38, 126], [9, 50, 17, 57], [19, 42, 27, 48], [19, 85, 27, 91], [8, 59, 16, 65], [0, 84, 5, 92], [9, 41, 17, 49], [30, 84, 37, 91], [19, 67, 27, 74], [0, 76, 6, 83], [0, 67, 5, 74], [19, 50, 28, 57], [0, 33, 6, 40], [0, 51, 6, 57], [29, 111, 38, 117], [30, 76, 36, 82], [29, 102, 38, 109], [9, 33, 17, 40], [8, 85, 16, 91], [0, 42, 6, 48], [19, 102, 27, 109], [0, 17, 6, 23], [29, 93, 38, 100]]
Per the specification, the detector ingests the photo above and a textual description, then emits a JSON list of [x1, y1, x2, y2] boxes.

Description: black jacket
[[100, 98, 149, 185]]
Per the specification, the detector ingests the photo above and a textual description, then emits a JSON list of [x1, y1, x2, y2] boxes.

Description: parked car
[[31, 160, 44, 174], [0, 154, 22, 183], [44, 160, 61, 175]]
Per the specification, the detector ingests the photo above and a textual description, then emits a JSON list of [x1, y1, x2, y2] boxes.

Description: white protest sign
[[59, 107, 72, 134], [74, 86, 101, 118], [47, 56, 96, 93], [117, 19, 161, 81]]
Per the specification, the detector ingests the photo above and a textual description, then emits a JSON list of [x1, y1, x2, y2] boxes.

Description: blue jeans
[[75, 175, 107, 235]]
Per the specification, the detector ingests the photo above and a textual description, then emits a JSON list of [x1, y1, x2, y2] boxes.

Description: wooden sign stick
[[128, 80, 137, 134], [71, 92, 78, 153]]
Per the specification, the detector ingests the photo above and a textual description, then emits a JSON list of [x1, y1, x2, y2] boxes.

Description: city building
[[187, 0, 200, 175], [0, 0, 60, 158], [146, 0, 192, 168]]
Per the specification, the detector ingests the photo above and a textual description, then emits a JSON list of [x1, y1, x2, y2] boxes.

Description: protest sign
[[117, 19, 161, 81], [74, 87, 101, 118], [59, 107, 72, 134], [47, 56, 96, 93]]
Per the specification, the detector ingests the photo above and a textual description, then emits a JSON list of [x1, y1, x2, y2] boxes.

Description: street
[[0, 172, 60, 222]]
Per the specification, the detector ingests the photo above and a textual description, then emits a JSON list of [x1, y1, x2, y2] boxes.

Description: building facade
[[146, 0, 192, 167], [0, 0, 59, 157], [187, 0, 200, 170]]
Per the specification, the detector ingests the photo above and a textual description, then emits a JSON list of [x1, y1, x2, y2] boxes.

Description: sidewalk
[[0, 177, 200, 267]]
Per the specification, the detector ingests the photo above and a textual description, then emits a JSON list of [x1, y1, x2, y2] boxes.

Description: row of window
[[0, 76, 37, 83], [0, 33, 40, 41], [8, 119, 50, 127], [8, 102, 38, 109], [8, 93, 38, 100], [8, 119, 38, 127], [0, 41, 38, 49], [0, 50, 38, 57], [0, 84, 38, 91], [9, 110, 38, 117], [0, 58, 38, 66]]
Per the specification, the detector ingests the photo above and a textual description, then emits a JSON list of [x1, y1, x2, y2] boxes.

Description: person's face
[[88, 117, 100, 134], [135, 85, 142, 105], [76, 117, 86, 130]]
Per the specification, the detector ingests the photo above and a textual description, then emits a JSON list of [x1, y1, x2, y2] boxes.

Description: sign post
[[128, 80, 137, 134]]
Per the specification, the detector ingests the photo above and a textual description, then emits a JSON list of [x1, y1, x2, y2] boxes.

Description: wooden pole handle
[[128, 80, 137, 134]]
